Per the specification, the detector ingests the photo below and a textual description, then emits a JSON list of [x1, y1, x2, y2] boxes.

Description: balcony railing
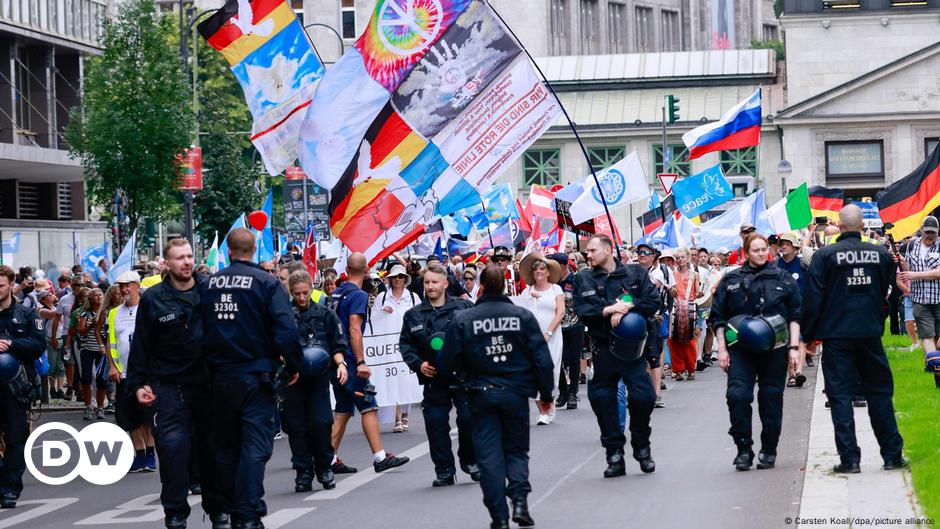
[[0, 0, 107, 47]]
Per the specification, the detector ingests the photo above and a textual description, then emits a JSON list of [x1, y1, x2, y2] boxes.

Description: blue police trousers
[[821, 339, 904, 464], [468, 387, 531, 523], [280, 374, 334, 477], [211, 373, 276, 522], [726, 348, 787, 452], [422, 379, 475, 476], [153, 384, 224, 518], [0, 397, 28, 498], [588, 342, 656, 458]]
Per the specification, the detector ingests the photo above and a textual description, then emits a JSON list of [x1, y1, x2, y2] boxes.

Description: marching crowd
[[0, 203, 928, 528]]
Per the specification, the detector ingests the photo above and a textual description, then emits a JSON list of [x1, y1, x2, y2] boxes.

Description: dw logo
[[24, 422, 135, 485]]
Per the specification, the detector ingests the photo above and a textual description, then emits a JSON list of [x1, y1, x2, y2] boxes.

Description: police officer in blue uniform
[[440, 263, 554, 529], [801, 205, 906, 473], [573, 234, 660, 478], [282, 270, 348, 493], [710, 233, 802, 471], [200, 228, 303, 529], [0, 265, 45, 509], [400, 261, 478, 487], [128, 239, 229, 529]]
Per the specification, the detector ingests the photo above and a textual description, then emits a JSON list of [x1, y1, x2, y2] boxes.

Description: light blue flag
[[80, 243, 108, 274], [219, 214, 246, 270], [647, 192, 662, 211], [481, 183, 519, 224], [671, 164, 734, 219], [108, 229, 137, 284], [258, 190, 275, 262], [1, 233, 19, 254], [278, 233, 289, 256], [644, 216, 679, 249], [699, 189, 768, 252]]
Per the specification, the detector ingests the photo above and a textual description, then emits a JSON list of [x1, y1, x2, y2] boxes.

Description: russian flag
[[682, 88, 761, 160]]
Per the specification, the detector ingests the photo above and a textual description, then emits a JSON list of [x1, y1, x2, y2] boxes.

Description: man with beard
[[127, 239, 229, 529]]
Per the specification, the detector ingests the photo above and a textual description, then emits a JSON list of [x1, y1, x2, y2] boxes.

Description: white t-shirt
[[111, 303, 138, 376], [650, 265, 676, 289], [56, 293, 76, 334]]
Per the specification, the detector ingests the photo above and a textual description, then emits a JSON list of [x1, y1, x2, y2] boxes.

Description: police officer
[[282, 270, 348, 493], [440, 263, 554, 529], [200, 228, 303, 529], [801, 205, 906, 473], [709, 233, 802, 471], [0, 265, 45, 509], [573, 234, 660, 478], [400, 261, 478, 487], [127, 239, 229, 529]]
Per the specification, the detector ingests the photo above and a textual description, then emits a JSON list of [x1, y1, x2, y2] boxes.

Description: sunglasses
[[463, 275, 474, 280], [637, 250, 654, 256]]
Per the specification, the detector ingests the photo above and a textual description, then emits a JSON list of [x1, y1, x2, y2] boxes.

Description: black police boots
[[833, 460, 861, 474], [317, 469, 336, 490], [555, 393, 568, 409], [635, 448, 655, 474], [511, 496, 535, 527], [461, 463, 482, 482], [432, 473, 456, 487], [0, 492, 16, 509], [489, 521, 510, 529], [165, 515, 187, 529], [883, 457, 910, 471], [232, 519, 264, 529], [756, 451, 776, 469], [210, 513, 232, 529], [294, 469, 314, 493], [189, 482, 202, 495], [603, 450, 626, 478], [733, 446, 755, 471]]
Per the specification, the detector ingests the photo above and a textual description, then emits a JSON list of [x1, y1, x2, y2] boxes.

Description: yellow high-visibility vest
[[107, 307, 123, 373]]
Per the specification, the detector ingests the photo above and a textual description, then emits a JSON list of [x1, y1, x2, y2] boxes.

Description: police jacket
[[0, 301, 46, 365], [800, 231, 894, 342], [572, 262, 661, 340], [709, 262, 801, 332], [400, 295, 473, 384], [294, 301, 348, 361], [126, 275, 207, 393], [439, 294, 554, 401], [200, 260, 302, 375]]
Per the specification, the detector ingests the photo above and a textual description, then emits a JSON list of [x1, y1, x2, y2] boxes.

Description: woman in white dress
[[514, 252, 564, 425]]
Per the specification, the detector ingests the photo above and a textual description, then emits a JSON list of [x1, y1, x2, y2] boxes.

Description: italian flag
[[767, 183, 812, 233]]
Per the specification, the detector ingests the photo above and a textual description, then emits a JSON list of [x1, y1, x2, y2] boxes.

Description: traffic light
[[667, 95, 680, 124]]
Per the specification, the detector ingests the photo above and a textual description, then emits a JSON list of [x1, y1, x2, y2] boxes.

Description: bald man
[[801, 205, 906, 474], [326, 253, 409, 474]]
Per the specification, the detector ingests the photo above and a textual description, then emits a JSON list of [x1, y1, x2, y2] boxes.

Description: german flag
[[807, 186, 844, 223], [637, 206, 664, 235], [198, 0, 298, 66], [877, 145, 940, 238]]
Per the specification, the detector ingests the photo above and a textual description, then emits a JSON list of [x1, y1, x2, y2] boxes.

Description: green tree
[[65, 0, 193, 236]]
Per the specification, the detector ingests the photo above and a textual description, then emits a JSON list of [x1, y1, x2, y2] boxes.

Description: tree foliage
[[65, 0, 193, 234]]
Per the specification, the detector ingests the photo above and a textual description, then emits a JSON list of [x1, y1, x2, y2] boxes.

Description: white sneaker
[[546, 408, 556, 424], [909, 344, 919, 352], [536, 414, 549, 425], [586, 365, 595, 382]]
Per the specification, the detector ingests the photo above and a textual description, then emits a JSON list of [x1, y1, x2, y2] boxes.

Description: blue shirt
[[775, 256, 805, 295], [328, 281, 368, 361]]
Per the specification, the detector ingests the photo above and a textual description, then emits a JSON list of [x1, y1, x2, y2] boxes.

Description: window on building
[[48, 0, 57, 31], [825, 140, 884, 180], [762, 24, 778, 41], [608, 2, 625, 53], [731, 183, 749, 198], [653, 144, 690, 176], [550, 0, 570, 55], [588, 147, 626, 172], [1, 0, 10, 20], [14, 49, 31, 133], [926, 137, 939, 158], [341, 0, 355, 39], [579, 0, 599, 54], [634, 6, 652, 53], [661, 9, 679, 52], [28, 0, 37, 25], [720, 147, 758, 177], [523, 149, 561, 187]]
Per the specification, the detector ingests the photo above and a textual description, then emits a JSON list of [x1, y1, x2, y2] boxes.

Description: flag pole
[[487, 1, 620, 255], [478, 199, 496, 248]]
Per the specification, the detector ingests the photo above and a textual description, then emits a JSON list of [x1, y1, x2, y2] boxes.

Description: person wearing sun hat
[[549, 252, 582, 410], [514, 253, 564, 425]]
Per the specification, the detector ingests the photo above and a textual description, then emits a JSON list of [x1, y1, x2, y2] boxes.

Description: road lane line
[[530, 447, 603, 509], [303, 440, 433, 501], [0, 498, 78, 528], [262, 507, 317, 529]]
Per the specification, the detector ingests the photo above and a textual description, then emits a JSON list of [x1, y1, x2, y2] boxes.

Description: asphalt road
[[5, 363, 817, 529]]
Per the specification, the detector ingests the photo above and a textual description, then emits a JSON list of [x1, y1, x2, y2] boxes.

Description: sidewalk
[[797, 370, 927, 528]]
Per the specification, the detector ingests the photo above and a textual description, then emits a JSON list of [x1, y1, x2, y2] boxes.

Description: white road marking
[[262, 507, 317, 529], [0, 498, 78, 528], [531, 447, 603, 509]]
